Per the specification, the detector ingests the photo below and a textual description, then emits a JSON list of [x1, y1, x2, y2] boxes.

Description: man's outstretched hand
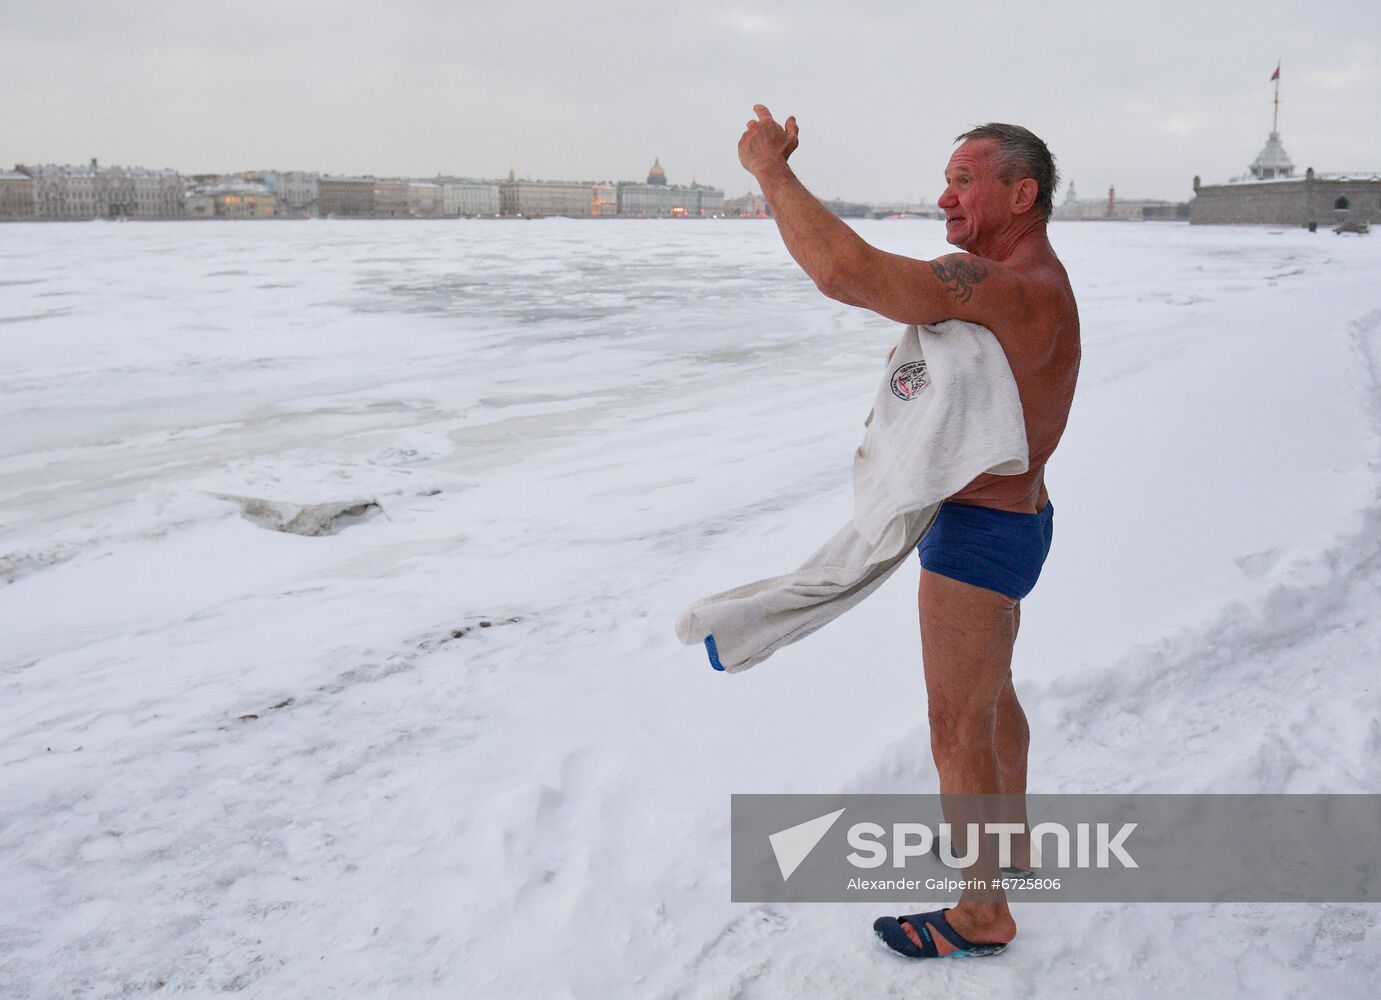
[[738, 104, 798, 178]]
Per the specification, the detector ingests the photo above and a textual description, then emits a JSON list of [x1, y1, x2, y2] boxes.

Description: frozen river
[[2, 219, 1379, 996]]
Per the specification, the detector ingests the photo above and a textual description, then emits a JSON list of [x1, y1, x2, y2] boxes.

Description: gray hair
[[954, 123, 1059, 220]]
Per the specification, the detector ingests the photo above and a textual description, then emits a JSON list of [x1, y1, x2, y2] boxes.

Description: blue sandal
[[873, 908, 1008, 959]]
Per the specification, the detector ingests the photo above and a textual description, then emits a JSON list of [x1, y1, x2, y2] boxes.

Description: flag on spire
[[1270, 62, 1280, 82]]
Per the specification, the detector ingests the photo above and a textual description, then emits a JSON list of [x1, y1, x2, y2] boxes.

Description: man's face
[[937, 139, 1016, 252]]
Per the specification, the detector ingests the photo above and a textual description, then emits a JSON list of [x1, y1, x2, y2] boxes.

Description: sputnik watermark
[[843, 819, 1137, 870], [732, 794, 1381, 902], [768, 810, 1135, 891], [767, 807, 845, 880]]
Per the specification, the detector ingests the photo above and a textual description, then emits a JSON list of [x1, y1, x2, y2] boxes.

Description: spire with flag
[[1270, 61, 1282, 133]]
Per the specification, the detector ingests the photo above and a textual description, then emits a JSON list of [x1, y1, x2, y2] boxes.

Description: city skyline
[[0, 160, 739, 221], [8, 158, 718, 189], [3, 2, 1378, 204]]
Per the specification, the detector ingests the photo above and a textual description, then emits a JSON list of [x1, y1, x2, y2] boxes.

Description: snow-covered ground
[[1, 218, 1378, 998]]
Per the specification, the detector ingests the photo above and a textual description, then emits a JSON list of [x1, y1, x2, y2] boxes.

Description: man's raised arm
[[739, 105, 1028, 330]]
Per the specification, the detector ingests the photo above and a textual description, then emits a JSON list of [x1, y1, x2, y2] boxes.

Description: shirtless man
[[737, 107, 1080, 958]]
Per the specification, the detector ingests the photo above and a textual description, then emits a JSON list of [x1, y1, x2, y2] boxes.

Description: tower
[[1250, 63, 1294, 180], [1249, 133, 1295, 180]]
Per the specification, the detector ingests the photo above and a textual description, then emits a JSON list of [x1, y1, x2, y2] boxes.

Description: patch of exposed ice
[[214, 494, 383, 536]]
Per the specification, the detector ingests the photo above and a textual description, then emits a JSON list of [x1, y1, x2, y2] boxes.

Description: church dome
[[647, 158, 667, 186]]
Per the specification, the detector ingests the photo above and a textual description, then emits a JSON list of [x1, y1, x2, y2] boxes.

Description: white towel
[[675, 320, 1028, 673]]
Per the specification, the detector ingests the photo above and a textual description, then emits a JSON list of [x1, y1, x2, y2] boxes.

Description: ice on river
[[2, 218, 1379, 997]]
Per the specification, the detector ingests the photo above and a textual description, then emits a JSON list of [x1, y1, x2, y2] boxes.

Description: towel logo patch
[[890, 361, 931, 400]]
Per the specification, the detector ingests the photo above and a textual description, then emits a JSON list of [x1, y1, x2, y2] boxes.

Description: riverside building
[[406, 181, 443, 218], [373, 180, 410, 219], [17, 161, 184, 220], [615, 159, 724, 218], [499, 172, 602, 218], [319, 176, 376, 217], [255, 171, 319, 217], [203, 180, 277, 218], [442, 180, 501, 216], [1054, 182, 1190, 222], [1190, 69, 1380, 227], [0, 171, 36, 219]]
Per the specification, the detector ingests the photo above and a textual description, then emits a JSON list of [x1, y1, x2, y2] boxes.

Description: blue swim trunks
[[917, 500, 1054, 602]]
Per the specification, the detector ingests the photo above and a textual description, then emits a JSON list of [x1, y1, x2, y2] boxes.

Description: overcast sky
[[3, 1, 1377, 203]]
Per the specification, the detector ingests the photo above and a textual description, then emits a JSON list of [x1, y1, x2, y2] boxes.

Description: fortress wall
[[1192, 178, 1381, 226]]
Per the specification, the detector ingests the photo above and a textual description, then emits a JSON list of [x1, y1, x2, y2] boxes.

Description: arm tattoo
[[929, 255, 989, 305]]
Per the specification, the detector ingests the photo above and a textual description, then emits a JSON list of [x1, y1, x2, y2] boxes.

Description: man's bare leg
[[902, 568, 1021, 955], [995, 604, 1034, 870]]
